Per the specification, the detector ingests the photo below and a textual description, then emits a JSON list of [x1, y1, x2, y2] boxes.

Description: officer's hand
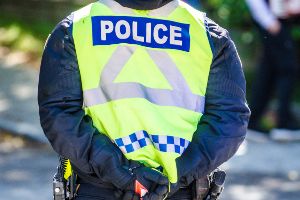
[[168, 175, 191, 196], [267, 20, 281, 35], [89, 134, 134, 190], [142, 183, 169, 200], [123, 165, 169, 200], [169, 182, 181, 196], [122, 184, 168, 200], [121, 191, 140, 200]]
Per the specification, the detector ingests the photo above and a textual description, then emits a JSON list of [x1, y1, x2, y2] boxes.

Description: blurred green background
[[0, 1, 300, 200], [0, 0, 300, 129]]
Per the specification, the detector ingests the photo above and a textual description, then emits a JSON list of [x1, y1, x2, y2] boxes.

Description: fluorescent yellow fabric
[[73, 0, 213, 183], [63, 159, 72, 180], [114, 47, 173, 90]]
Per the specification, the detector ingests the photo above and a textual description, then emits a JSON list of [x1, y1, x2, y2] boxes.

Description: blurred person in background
[[246, 0, 300, 141]]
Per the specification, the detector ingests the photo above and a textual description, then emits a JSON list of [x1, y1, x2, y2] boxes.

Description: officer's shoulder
[[181, 1, 228, 39], [72, 3, 94, 22], [50, 14, 74, 40], [204, 16, 232, 56], [43, 14, 74, 52]]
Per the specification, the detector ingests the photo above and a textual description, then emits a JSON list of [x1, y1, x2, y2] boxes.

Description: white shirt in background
[[245, 0, 278, 30]]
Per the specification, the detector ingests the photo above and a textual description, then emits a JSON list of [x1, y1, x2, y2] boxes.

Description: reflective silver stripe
[[84, 82, 205, 112], [83, 46, 205, 113], [100, 46, 135, 84], [146, 49, 191, 92]]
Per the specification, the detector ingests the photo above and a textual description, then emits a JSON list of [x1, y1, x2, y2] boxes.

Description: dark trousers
[[249, 20, 298, 129], [75, 182, 193, 200]]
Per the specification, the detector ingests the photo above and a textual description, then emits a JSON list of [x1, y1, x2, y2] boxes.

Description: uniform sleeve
[[176, 18, 250, 183], [38, 15, 132, 189], [38, 14, 95, 173]]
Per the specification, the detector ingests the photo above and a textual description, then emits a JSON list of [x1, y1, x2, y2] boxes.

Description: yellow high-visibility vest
[[73, 0, 213, 183]]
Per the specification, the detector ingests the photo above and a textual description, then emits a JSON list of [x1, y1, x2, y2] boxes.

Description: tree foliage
[[203, 0, 252, 29]]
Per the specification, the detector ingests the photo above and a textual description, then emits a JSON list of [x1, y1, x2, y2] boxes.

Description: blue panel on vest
[[167, 136, 174, 144], [159, 144, 167, 152], [143, 130, 150, 138], [129, 134, 137, 142], [174, 145, 181, 154], [138, 138, 147, 147], [125, 144, 134, 153], [115, 138, 124, 146], [151, 135, 159, 143], [92, 16, 190, 52], [180, 138, 185, 146]]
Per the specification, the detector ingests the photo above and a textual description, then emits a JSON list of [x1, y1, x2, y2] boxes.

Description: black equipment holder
[[208, 169, 226, 200], [194, 169, 226, 200], [53, 157, 76, 200]]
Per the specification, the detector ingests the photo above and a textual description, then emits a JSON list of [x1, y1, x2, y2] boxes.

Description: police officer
[[38, 0, 250, 199]]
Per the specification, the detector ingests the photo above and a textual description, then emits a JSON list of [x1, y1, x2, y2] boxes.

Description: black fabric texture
[[119, 164, 169, 199], [75, 182, 193, 200]]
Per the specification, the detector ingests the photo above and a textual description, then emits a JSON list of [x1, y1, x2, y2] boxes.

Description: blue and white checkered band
[[114, 130, 190, 155], [115, 131, 152, 154], [151, 135, 190, 155]]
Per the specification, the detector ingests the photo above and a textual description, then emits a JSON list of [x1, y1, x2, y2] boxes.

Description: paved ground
[[0, 132, 299, 200], [0, 60, 46, 142], [0, 132, 56, 200], [0, 59, 300, 200], [222, 140, 300, 200]]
